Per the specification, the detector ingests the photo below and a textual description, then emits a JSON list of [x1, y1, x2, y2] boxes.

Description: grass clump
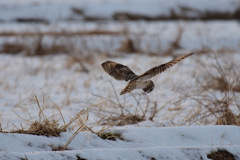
[[8, 95, 67, 137], [1, 95, 86, 138], [102, 114, 145, 126], [11, 119, 65, 137], [97, 131, 123, 141]]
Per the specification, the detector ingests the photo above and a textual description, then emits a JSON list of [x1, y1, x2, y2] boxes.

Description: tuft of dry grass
[[1, 95, 86, 137], [11, 119, 65, 137], [1, 43, 28, 54], [103, 114, 146, 126], [97, 131, 124, 141], [71, 7, 84, 15], [2, 95, 66, 137], [15, 18, 48, 24]]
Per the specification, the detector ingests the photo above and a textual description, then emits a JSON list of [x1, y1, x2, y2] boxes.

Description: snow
[[0, 126, 240, 160], [1, 21, 240, 54], [1, 0, 240, 159]]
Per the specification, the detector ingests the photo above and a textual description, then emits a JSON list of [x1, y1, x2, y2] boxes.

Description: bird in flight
[[101, 52, 194, 95]]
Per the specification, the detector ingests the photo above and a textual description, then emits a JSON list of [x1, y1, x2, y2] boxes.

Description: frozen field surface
[[0, 53, 239, 128], [0, 52, 240, 159], [1, 126, 240, 160], [1, 21, 240, 54]]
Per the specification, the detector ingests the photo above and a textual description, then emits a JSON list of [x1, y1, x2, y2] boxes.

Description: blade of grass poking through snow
[[60, 109, 85, 130], [55, 103, 66, 125], [61, 110, 89, 151], [35, 95, 47, 122]]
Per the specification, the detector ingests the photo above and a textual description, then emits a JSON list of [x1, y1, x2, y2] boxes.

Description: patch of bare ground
[[76, 156, 88, 160], [0, 30, 125, 37], [97, 131, 123, 141], [14, 18, 49, 24], [71, 7, 84, 15], [207, 149, 236, 160]]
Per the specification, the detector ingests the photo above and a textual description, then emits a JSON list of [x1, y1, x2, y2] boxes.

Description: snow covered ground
[[0, 52, 240, 159], [1, 126, 240, 160], [1, 21, 240, 54], [1, 0, 240, 159]]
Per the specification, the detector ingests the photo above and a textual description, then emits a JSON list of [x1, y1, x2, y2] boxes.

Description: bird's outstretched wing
[[133, 53, 194, 81], [101, 61, 138, 81]]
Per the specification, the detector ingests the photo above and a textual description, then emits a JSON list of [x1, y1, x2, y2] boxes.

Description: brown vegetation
[[117, 38, 137, 53], [113, 7, 240, 21], [180, 56, 240, 126], [207, 149, 236, 160], [98, 132, 123, 141], [92, 83, 161, 126], [0, 95, 86, 137]]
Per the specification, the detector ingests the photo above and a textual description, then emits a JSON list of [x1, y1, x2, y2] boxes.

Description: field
[[0, 0, 240, 160]]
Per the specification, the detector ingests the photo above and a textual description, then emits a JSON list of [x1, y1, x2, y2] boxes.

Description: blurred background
[[0, 0, 240, 56]]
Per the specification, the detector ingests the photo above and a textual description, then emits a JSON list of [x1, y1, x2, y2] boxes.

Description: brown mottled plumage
[[101, 53, 194, 95]]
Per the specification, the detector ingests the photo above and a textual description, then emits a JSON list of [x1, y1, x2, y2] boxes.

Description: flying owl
[[101, 52, 193, 95]]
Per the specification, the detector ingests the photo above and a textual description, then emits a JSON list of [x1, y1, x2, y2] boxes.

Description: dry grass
[[15, 18, 49, 24], [203, 58, 240, 93], [71, 7, 84, 15], [102, 114, 146, 126], [91, 82, 162, 126], [180, 56, 240, 126], [10, 119, 65, 137], [117, 37, 137, 53], [97, 131, 123, 141], [0, 25, 237, 57], [1, 95, 86, 137], [113, 7, 240, 20], [0, 37, 68, 56], [163, 25, 184, 56], [1, 43, 28, 54], [3, 95, 66, 137], [0, 30, 125, 37], [0, 94, 109, 151], [0, 30, 126, 57]]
